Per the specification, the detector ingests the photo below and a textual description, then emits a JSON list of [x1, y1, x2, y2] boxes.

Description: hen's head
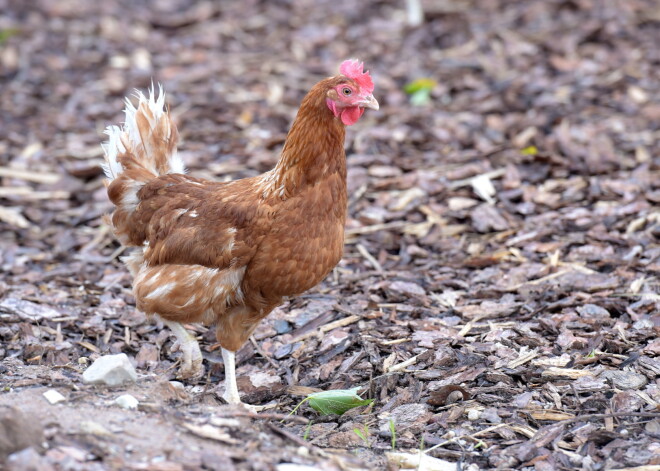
[[326, 59, 379, 126]]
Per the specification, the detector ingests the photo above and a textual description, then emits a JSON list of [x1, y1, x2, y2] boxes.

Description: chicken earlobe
[[162, 320, 204, 379]]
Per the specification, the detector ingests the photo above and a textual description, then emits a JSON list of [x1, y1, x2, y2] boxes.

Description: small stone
[[114, 394, 139, 410], [576, 304, 610, 319], [82, 353, 137, 386], [467, 409, 481, 421], [42, 389, 66, 405]]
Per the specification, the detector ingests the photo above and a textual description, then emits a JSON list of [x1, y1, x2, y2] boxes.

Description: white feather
[[101, 125, 125, 179], [144, 282, 176, 300], [101, 82, 185, 182], [169, 150, 186, 174]]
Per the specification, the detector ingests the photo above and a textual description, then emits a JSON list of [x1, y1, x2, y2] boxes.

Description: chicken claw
[[176, 340, 204, 379], [163, 320, 205, 380]]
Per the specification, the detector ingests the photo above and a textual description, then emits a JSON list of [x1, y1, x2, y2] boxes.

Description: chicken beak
[[359, 94, 379, 111]]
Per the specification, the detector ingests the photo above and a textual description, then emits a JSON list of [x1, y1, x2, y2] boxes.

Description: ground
[[1, 0, 659, 469]]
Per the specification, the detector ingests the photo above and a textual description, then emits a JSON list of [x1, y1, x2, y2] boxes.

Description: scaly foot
[[221, 389, 261, 413], [162, 320, 205, 380], [176, 338, 204, 380]]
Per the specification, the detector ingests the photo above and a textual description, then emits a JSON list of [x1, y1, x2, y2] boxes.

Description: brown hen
[[101, 60, 378, 406]]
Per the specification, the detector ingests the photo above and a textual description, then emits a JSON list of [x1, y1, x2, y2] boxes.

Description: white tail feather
[[101, 84, 185, 181]]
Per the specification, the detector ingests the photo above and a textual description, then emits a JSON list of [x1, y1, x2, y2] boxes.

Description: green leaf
[[353, 424, 370, 446], [306, 387, 373, 416], [389, 418, 397, 450], [404, 78, 436, 95], [303, 421, 312, 440]]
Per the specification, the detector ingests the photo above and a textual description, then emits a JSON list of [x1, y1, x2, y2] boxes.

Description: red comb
[[339, 59, 374, 94]]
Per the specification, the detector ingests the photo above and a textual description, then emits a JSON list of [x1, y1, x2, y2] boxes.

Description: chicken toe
[[177, 340, 204, 379], [163, 320, 204, 379]]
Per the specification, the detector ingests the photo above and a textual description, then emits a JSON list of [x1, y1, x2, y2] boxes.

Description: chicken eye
[[341, 87, 352, 96]]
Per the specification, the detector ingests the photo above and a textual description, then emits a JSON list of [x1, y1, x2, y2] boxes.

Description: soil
[[1, 0, 659, 469]]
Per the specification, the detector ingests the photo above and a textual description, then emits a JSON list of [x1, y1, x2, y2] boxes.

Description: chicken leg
[[163, 320, 204, 379], [220, 348, 262, 411], [221, 348, 241, 404], [164, 321, 246, 407]]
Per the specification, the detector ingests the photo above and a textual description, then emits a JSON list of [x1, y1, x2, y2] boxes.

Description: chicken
[[101, 60, 378, 406]]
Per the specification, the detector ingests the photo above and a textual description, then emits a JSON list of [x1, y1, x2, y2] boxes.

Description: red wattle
[[340, 106, 364, 126]]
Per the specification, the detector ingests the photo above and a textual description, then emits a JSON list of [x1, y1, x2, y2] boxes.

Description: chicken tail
[[101, 85, 183, 244], [102, 84, 183, 182]]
